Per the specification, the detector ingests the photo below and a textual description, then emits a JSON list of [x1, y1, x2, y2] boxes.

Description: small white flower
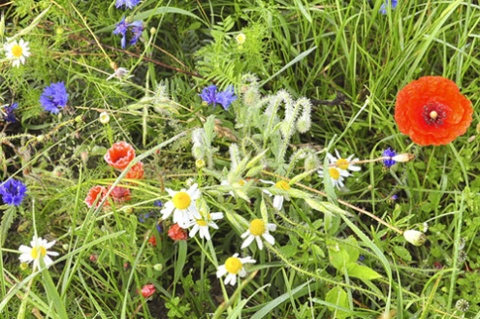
[[235, 33, 246, 45], [106, 67, 131, 80], [317, 167, 346, 189], [261, 179, 290, 210], [18, 236, 59, 269], [161, 183, 201, 229], [327, 149, 361, 174], [99, 111, 110, 124], [241, 218, 276, 250], [188, 211, 223, 241], [4, 39, 31, 67], [216, 253, 256, 286]]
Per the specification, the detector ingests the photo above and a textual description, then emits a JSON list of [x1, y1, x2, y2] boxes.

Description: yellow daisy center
[[31, 246, 47, 259], [172, 192, 191, 209], [328, 167, 340, 180], [274, 180, 290, 190], [336, 158, 349, 170], [11, 44, 23, 58], [238, 179, 246, 186], [249, 219, 266, 236], [196, 219, 208, 227], [225, 257, 242, 274]]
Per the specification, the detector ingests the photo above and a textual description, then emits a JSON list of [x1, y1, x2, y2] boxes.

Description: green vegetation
[[1, 0, 479, 318]]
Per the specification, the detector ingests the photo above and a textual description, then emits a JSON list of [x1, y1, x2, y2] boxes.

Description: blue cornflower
[[39, 82, 69, 114], [382, 148, 397, 168], [128, 21, 144, 46], [113, 17, 129, 49], [216, 85, 237, 110], [199, 85, 237, 110], [154, 200, 163, 207], [113, 18, 143, 49], [380, 0, 398, 14], [115, 0, 141, 9], [4, 102, 18, 123], [156, 223, 162, 233], [0, 178, 27, 206], [199, 85, 217, 105]]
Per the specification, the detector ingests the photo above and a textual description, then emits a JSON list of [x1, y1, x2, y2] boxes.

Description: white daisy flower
[[18, 236, 59, 269], [317, 167, 346, 189], [261, 179, 290, 210], [241, 218, 276, 250], [188, 211, 223, 241], [4, 39, 31, 67], [327, 149, 361, 174], [161, 183, 201, 229], [216, 253, 256, 286]]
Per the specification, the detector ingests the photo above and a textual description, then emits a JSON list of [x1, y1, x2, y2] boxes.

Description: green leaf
[[393, 245, 413, 262], [345, 263, 382, 280], [343, 236, 360, 263], [327, 240, 350, 270], [174, 240, 187, 284], [325, 286, 350, 319], [0, 206, 16, 246]]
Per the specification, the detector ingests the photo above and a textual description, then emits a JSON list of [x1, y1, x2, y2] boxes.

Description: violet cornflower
[[0, 178, 27, 206], [199, 85, 237, 110], [4, 102, 18, 123], [39, 82, 69, 114]]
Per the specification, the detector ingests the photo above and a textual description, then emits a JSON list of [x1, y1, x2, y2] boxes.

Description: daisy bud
[[36, 135, 45, 142], [195, 159, 205, 169], [153, 263, 163, 271], [99, 111, 110, 124], [235, 33, 246, 45], [403, 230, 427, 246], [392, 153, 414, 163], [455, 299, 469, 312]]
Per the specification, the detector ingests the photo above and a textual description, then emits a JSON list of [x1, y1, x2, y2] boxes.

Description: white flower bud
[[403, 230, 427, 246], [392, 153, 414, 163]]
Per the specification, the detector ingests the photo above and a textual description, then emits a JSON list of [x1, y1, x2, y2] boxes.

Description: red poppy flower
[[85, 185, 109, 208], [167, 223, 188, 241], [108, 186, 131, 204], [104, 141, 136, 170], [141, 284, 156, 298], [394, 76, 473, 146], [125, 161, 144, 179]]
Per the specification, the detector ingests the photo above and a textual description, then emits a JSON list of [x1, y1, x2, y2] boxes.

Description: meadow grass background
[[1, 0, 480, 318]]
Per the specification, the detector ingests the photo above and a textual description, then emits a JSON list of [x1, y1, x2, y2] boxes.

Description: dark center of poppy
[[422, 102, 447, 127]]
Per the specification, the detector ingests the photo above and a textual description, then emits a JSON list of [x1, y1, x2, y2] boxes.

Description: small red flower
[[104, 141, 136, 170], [147, 235, 157, 246], [125, 162, 144, 179], [85, 185, 109, 208], [394, 76, 473, 146], [168, 223, 188, 241], [108, 186, 131, 204], [141, 284, 156, 298]]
